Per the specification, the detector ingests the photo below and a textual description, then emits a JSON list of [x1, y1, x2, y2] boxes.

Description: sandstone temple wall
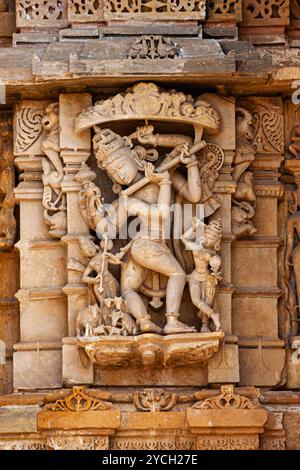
[[0, 0, 300, 451]]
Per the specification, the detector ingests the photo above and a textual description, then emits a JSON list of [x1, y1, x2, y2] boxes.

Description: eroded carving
[[128, 36, 180, 60], [16, 0, 68, 27], [0, 116, 16, 248], [242, 0, 289, 25]]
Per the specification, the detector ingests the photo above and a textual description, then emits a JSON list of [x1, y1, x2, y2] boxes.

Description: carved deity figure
[[0, 119, 16, 248], [41, 103, 67, 238], [285, 191, 300, 335], [181, 217, 222, 332], [232, 107, 257, 238], [74, 84, 224, 337]]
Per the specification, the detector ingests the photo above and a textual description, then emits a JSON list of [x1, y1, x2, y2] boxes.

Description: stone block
[[232, 245, 278, 288], [19, 293, 67, 342], [62, 343, 93, 385], [232, 296, 278, 338], [59, 93, 92, 151], [239, 348, 286, 386], [208, 343, 239, 383], [13, 346, 62, 390]]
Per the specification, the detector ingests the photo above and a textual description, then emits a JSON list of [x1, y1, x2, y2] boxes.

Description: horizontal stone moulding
[[72, 332, 224, 368]]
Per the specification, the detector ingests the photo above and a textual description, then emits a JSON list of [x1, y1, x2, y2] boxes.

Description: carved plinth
[[77, 332, 224, 368], [187, 385, 268, 450]]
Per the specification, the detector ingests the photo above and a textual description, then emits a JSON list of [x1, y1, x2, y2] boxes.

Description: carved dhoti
[[130, 239, 184, 276]]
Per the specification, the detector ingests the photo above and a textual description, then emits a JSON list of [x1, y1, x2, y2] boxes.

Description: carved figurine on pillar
[[41, 103, 67, 238], [181, 216, 222, 332], [0, 117, 16, 248], [232, 107, 257, 238], [285, 188, 300, 336]]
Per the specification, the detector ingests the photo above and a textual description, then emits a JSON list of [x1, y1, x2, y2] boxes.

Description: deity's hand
[[136, 125, 155, 145], [145, 162, 169, 183]]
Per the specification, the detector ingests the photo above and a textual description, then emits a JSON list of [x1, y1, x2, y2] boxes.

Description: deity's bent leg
[[121, 254, 162, 334], [131, 239, 196, 334], [189, 277, 221, 332]]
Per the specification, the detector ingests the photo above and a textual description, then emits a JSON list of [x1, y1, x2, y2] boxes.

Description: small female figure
[[181, 217, 222, 332]]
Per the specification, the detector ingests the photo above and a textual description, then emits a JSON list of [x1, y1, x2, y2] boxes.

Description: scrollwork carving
[[44, 385, 113, 411], [103, 0, 206, 20], [16, 0, 68, 27], [242, 0, 289, 25], [193, 385, 260, 409], [132, 389, 177, 411]]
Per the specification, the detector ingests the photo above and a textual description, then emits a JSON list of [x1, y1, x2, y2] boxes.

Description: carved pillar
[[58, 93, 94, 385], [13, 101, 67, 390], [201, 94, 240, 384], [240, 0, 290, 45], [233, 97, 286, 386], [0, 111, 19, 394]]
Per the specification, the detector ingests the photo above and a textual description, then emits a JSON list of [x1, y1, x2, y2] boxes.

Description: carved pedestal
[[187, 385, 268, 450]]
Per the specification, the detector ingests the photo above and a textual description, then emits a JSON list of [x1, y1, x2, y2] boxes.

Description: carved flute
[[123, 140, 206, 197]]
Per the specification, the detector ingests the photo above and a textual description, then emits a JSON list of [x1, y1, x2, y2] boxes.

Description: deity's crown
[[206, 218, 222, 238], [93, 128, 126, 163]]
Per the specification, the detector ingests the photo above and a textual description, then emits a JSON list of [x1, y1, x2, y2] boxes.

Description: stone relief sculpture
[[232, 107, 257, 238], [285, 190, 300, 336], [41, 103, 67, 238], [0, 116, 16, 248], [68, 83, 226, 366], [181, 216, 222, 333]]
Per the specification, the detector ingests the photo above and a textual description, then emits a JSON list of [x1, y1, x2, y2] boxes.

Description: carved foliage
[[193, 385, 260, 409], [103, 0, 206, 20], [242, 0, 290, 26], [197, 435, 259, 450], [47, 436, 108, 450], [111, 437, 195, 450], [16, 0, 68, 27], [68, 0, 104, 22], [44, 386, 113, 411], [132, 389, 177, 411], [207, 0, 242, 22], [128, 36, 180, 60]]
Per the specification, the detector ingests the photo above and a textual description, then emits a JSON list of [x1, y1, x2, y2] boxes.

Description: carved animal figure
[[232, 201, 257, 238], [76, 304, 100, 337]]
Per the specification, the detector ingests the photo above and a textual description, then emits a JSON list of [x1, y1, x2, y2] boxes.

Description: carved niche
[[71, 82, 226, 370]]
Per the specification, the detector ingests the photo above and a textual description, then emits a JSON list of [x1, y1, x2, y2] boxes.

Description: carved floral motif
[[132, 389, 177, 411], [128, 36, 180, 60], [14, 107, 44, 155], [44, 386, 113, 411], [207, 0, 242, 21], [103, 0, 206, 20], [68, 0, 104, 21], [242, 0, 290, 26], [193, 385, 260, 409], [197, 435, 259, 450], [16, 0, 68, 28]]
